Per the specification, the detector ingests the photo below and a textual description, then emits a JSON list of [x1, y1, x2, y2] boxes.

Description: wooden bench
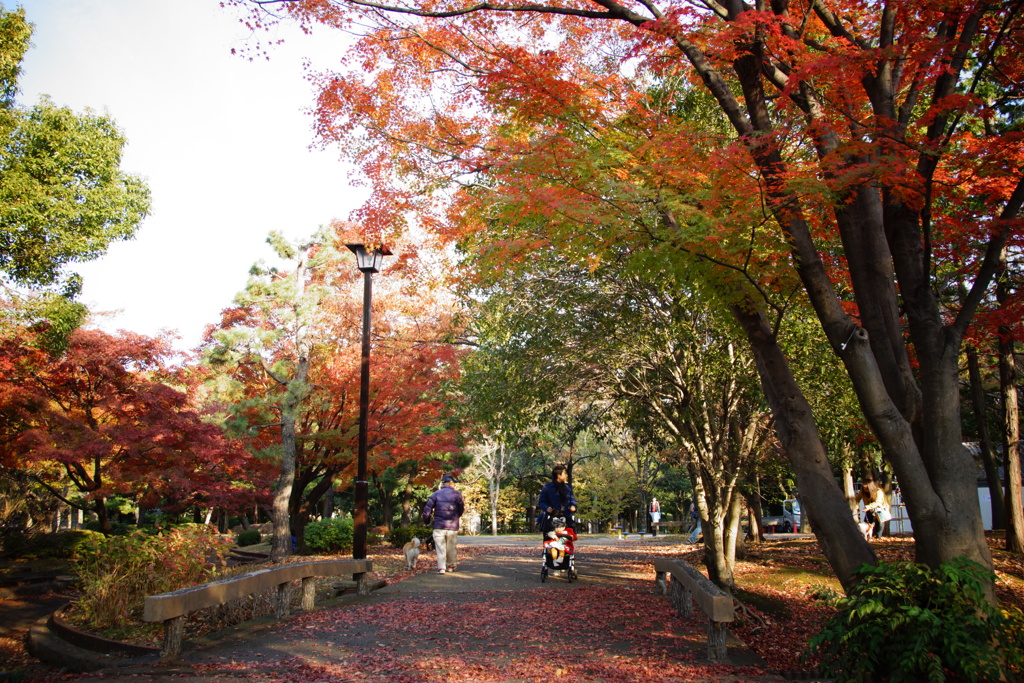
[[653, 558, 734, 662], [143, 559, 372, 657], [651, 521, 686, 535]]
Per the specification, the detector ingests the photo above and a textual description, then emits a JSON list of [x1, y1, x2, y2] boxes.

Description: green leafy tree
[[0, 7, 149, 323], [206, 231, 328, 560], [574, 452, 633, 532]]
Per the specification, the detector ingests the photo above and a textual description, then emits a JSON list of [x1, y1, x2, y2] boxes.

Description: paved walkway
[[38, 538, 787, 682]]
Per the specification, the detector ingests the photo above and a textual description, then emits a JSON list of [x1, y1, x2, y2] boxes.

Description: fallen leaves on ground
[[10, 533, 1024, 682]]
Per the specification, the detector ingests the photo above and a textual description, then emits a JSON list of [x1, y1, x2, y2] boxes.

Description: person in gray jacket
[[422, 474, 465, 574]]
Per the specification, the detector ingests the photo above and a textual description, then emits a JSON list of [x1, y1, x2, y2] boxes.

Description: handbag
[[877, 507, 892, 523]]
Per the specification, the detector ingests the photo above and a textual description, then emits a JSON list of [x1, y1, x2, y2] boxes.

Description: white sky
[[19, 0, 365, 350]]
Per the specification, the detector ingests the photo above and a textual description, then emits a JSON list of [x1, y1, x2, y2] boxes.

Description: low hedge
[[389, 525, 432, 548], [236, 528, 262, 546]]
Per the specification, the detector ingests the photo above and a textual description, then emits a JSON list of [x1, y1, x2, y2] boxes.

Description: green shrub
[[236, 528, 262, 547], [0, 530, 103, 559], [82, 520, 133, 535], [304, 518, 354, 554], [808, 558, 1024, 682], [389, 525, 431, 548], [73, 524, 232, 630]]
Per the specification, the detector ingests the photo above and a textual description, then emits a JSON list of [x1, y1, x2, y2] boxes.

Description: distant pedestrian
[[423, 474, 465, 574], [687, 501, 701, 545], [649, 497, 661, 536]]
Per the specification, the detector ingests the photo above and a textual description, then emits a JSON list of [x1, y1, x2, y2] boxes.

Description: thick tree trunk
[[271, 405, 299, 561], [997, 246, 1024, 555], [94, 498, 112, 535], [968, 346, 1005, 529], [747, 497, 764, 543], [323, 487, 335, 520], [999, 332, 1024, 554], [731, 301, 876, 592]]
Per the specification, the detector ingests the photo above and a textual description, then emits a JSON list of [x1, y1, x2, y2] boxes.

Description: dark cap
[[442, 474, 456, 483]]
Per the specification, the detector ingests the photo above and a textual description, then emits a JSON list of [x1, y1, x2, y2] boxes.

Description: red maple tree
[[0, 326, 257, 533]]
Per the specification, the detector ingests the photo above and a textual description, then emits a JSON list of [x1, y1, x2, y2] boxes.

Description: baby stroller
[[540, 511, 577, 582]]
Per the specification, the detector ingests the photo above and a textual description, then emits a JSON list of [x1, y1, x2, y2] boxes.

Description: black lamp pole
[[346, 243, 391, 562]]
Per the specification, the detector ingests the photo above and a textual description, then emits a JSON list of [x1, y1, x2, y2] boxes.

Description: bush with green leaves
[[808, 558, 1024, 682], [389, 525, 431, 549], [236, 528, 262, 547], [303, 518, 354, 554], [72, 524, 232, 630], [0, 529, 103, 559]]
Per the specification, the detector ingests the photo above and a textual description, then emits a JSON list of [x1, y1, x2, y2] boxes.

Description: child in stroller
[[540, 512, 577, 582]]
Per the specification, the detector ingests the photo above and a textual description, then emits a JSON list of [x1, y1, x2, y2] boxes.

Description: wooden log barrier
[[143, 559, 372, 657], [653, 557, 734, 663]]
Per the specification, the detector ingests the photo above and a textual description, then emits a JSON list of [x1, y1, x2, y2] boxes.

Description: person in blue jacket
[[536, 464, 577, 536], [422, 474, 465, 574]]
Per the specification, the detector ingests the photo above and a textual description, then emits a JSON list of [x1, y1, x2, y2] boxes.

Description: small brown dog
[[403, 537, 421, 570]]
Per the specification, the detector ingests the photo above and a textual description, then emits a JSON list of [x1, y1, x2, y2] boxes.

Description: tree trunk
[[968, 346, 1006, 529], [400, 478, 413, 526], [94, 499, 112, 535], [841, 463, 857, 519], [271, 406, 299, 561], [490, 476, 500, 536], [796, 492, 812, 534], [730, 301, 876, 592], [999, 330, 1024, 554], [997, 245, 1024, 554], [323, 487, 335, 520]]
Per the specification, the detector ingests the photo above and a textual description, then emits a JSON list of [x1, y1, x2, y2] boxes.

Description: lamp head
[[346, 243, 393, 273]]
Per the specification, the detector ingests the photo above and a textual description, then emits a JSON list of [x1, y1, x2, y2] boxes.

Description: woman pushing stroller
[[537, 464, 577, 533], [537, 465, 579, 582]]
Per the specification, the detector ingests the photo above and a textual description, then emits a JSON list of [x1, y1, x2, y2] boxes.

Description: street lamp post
[[346, 243, 391, 563]]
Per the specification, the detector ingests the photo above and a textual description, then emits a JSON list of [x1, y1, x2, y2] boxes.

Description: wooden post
[[670, 579, 693, 618], [301, 577, 316, 611], [655, 569, 667, 595], [707, 620, 728, 662], [275, 582, 291, 618], [161, 616, 185, 658], [355, 572, 370, 596]]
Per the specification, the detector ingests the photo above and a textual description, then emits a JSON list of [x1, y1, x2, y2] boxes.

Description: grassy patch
[[735, 586, 792, 620]]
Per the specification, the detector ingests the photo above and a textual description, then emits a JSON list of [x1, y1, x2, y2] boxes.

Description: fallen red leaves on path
[[12, 533, 1024, 682]]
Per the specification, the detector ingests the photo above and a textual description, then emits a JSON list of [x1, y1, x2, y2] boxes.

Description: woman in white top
[[860, 481, 891, 538]]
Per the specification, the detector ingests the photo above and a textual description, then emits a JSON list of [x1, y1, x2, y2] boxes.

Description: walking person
[[423, 474, 465, 574], [687, 500, 701, 545], [536, 464, 577, 536], [649, 497, 661, 536]]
